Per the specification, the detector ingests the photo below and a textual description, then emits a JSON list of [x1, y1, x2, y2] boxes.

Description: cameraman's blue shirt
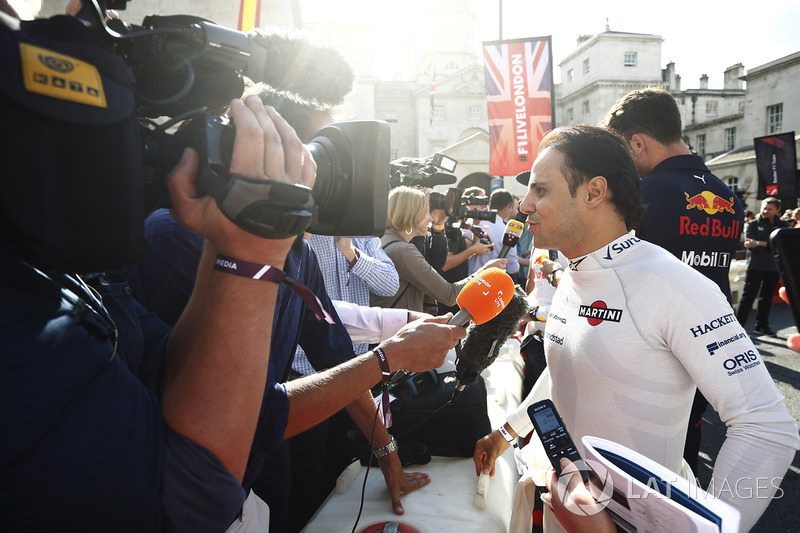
[[0, 256, 245, 532], [122, 208, 355, 529]]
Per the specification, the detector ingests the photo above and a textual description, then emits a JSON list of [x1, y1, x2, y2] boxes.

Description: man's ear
[[629, 133, 647, 156], [585, 176, 609, 207]]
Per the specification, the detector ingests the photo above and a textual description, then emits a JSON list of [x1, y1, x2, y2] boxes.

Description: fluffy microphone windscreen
[[456, 267, 515, 325], [247, 28, 355, 107], [455, 285, 531, 387]]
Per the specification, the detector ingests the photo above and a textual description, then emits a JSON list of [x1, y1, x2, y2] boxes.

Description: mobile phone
[[771, 227, 800, 329], [528, 399, 588, 482]]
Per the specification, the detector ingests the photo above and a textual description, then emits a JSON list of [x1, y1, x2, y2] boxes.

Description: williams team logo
[[578, 301, 623, 326]]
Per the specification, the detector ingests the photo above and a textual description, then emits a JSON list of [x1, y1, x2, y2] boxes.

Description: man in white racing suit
[[473, 125, 799, 532]]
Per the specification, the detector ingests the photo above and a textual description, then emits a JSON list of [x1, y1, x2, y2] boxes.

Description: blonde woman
[[372, 186, 506, 312]]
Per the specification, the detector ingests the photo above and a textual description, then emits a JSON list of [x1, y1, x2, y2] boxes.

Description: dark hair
[[763, 197, 782, 210], [463, 186, 486, 197], [489, 189, 514, 211], [540, 125, 646, 230], [602, 87, 683, 145]]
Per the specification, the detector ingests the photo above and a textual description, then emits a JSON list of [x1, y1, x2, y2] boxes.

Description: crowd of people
[[1, 2, 798, 533]]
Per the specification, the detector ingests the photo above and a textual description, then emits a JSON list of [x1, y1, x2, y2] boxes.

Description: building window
[[433, 106, 444, 120], [705, 101, 718, 116], [768, 103, 783, 134], [738, 101, 745, 114], [469, 105, 481, 121], [384, 111, 398, 123], [583, 58, 590, 74], [725, 127, 736, 151], [567, 69, 574, 82], [390, 149, 399, 161], [582, 101, 590, 116], [623, 52, 637, 67], [696, 134, 706, 156], [567, 108, 574, 122], [726, 177, 740, 192]]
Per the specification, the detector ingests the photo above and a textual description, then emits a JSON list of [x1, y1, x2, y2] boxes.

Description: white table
[[303, 340, 526, 533]]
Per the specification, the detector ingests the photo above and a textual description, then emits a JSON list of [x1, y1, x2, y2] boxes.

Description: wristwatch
[[373, 435, 398, 459]]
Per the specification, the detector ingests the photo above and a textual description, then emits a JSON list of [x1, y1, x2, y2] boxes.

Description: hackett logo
[[690, 313, 737, 337], [578, 301, 623, 326]]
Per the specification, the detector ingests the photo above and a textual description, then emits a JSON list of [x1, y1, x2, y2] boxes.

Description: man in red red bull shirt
[[603, 87, 744, 477]]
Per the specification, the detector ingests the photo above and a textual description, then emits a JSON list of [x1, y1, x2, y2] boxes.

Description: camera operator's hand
[[468, 241, 493, 257], [167, 97, 316, 264], [377, 314, 466, 372], [430, 208, 448, 227], [334, 237, 358, 263]]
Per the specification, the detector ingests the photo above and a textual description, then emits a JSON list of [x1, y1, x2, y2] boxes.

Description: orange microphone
[[449, 267, 515, 326]]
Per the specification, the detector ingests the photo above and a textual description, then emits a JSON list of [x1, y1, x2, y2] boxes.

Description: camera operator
[[467, 189, 520, 277], [435, 190, 493, 315], [0, 59, 311, 531]]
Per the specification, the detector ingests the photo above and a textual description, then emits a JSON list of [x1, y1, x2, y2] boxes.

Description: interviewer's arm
[[162, 98, 315, 482], [332, 300, 412, 343], [283, 315, 465, 438]]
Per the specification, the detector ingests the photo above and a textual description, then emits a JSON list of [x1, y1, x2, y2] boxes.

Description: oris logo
[[38, 54, 74, 73], [723, 350, 762, 376]]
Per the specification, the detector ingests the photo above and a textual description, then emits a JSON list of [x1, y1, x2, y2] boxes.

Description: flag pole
[[499, 0, 503, 40]]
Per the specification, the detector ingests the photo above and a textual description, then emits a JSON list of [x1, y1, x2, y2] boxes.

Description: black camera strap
[[197, 171, 317, 239]]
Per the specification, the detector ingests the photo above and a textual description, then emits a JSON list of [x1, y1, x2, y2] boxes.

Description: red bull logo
[[684, 192, 736, 215]]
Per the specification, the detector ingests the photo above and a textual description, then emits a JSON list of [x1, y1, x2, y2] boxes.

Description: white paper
[[580, 436, 740, 533]]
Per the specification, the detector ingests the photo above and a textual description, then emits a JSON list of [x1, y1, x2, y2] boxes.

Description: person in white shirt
[[473, 125, 799, 532], [468, 188, 520, 276]]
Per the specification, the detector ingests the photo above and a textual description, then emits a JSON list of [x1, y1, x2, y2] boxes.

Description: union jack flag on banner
[[483, 37, 554, 176]]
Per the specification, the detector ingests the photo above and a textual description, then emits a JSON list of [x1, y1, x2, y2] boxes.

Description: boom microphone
[[497, 219, 525, 259], [246, 28, 355, 107], [454, 285, 530, 397], [448, 268, 516, 326]]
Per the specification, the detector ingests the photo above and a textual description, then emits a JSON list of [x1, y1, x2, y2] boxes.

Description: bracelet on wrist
[[546, 268, 563, 286], [373, 434, 398, 458], [498, 424, 518, 448]]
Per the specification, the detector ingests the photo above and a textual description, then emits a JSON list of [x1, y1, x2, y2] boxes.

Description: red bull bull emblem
[[684, 192, 736, 215]]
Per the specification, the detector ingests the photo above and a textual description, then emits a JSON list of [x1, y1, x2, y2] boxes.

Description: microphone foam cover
[[456, 268, 515, 325]]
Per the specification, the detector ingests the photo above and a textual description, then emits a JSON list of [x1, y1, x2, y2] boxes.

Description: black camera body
[[390, 152, 458, 190], [431, 187, 496, 246], [0, 1, 391, 272]]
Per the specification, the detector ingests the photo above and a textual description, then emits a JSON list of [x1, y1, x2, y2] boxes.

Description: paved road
[[695, 303, 799, 532]]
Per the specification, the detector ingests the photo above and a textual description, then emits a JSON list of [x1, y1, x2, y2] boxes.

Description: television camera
[[429, 188, 497, 246], [0, 0, 389, 273], [389, 152, 458, 190]]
